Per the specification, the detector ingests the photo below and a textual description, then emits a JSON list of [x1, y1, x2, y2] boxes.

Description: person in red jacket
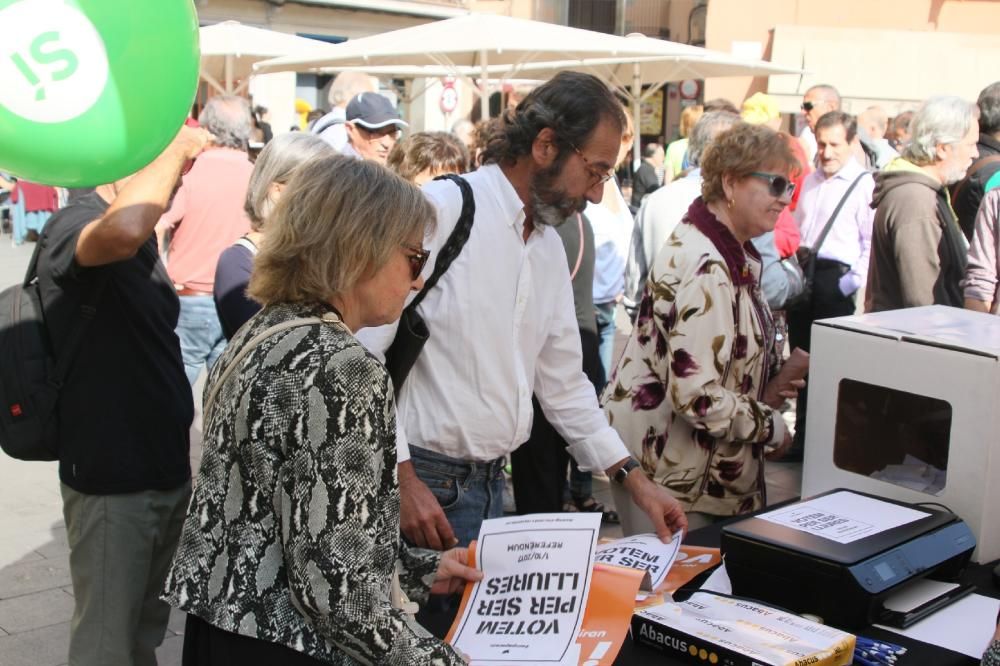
[[741, 92, 811, 258], [9, 179, 59, 245]]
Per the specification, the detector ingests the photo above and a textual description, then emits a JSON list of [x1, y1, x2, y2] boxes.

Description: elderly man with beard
[[357, 72, 687, 554], [867, 96, 979, 311]]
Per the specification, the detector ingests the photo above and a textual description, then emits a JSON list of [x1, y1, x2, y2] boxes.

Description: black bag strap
[[806, 171, 871, 280], [406, 174, 475, 312], [26, 230, 110, 388]]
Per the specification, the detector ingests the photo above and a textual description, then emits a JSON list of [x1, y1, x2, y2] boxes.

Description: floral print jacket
[[602, 198, 785, 516]]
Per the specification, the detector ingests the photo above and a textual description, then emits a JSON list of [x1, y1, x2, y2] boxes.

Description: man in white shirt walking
[[788, 111, 875, 458], [359, 72, 687, 551]]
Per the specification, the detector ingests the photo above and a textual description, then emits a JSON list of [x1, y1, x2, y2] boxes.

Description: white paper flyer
[[449, 513, 601, 664], [756, 491, 928, 544], [594, 532, 682, 590]]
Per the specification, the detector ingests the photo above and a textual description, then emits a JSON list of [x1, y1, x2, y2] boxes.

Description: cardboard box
[[630, 592, 855, 666], [801, 305, 1000, 561]]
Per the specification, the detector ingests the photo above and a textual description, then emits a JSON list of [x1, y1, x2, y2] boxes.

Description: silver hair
[[687, 111, 740, 167], [244, 133, 336, 231], [198, 95, 252, 150], [903, 96, 978, 165]]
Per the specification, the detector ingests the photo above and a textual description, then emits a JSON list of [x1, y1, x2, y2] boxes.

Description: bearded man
[[867, 96, 979, 311], [357, 72, 687, 551]]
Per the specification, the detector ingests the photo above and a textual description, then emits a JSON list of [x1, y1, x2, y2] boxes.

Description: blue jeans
[[595, 301, 617, 384], [176, 295, 227, 385], [409, 445, 506, 548]]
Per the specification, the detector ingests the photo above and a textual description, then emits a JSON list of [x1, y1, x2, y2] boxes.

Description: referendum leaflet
[[449, 513, 601, 664], [594, 532, 682, 590], [632, 592, 855, 666]]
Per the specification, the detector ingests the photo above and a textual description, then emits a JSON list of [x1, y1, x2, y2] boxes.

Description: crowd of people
[[17, 65, 1000, 664]]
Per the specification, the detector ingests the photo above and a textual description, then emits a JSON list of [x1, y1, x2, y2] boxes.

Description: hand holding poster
[[448, 513, 602, 665], [594, 532, 682, 591]]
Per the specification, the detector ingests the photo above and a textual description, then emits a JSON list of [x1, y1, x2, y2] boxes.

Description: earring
[[727, 198, 735, 210]]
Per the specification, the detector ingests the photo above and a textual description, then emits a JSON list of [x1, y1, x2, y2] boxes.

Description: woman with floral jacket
[[603, 123, 807, 533]]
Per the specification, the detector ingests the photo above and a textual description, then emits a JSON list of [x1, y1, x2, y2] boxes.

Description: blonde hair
[[679, 104, 704, 138], [248, 155, 435, 305], [741, 92, 780, 126]]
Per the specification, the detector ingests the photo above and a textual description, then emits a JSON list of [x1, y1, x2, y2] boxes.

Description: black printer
[[721, 489, 976, 630]]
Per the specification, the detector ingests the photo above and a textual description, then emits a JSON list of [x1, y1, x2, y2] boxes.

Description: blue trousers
[[175, 295, 227, 385], [408, 445, 506, 548]]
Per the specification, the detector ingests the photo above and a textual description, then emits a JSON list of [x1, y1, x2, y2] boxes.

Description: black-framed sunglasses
[[402, 244, 430, 280], [800, 101, 814, 112], [749, 172, 796, 198], [568, 141, 615, 186]]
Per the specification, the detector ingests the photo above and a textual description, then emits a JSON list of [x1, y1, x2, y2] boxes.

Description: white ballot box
[[801, 305, 1000, 561]]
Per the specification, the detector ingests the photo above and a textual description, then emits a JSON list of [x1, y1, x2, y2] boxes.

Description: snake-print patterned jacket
[[162, 301, 464, 665]]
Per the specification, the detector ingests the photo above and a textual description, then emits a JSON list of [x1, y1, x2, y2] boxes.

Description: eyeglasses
[[800, 101, 815, 112], [569, 141, 615, 186], [749, 172, 796, 198], [402, 244, 430, 280]]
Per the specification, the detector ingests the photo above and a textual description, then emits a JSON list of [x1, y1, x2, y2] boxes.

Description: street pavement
[[0, 232, 801, 665]]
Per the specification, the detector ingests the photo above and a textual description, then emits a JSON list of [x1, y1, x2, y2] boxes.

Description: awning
[[766, 24, 1000, 115]]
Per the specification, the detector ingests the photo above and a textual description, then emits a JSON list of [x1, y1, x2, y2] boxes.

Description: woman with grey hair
[[213, 133, 335, 339], [867, 95, 978, 311], [164, 155, 480, 665]]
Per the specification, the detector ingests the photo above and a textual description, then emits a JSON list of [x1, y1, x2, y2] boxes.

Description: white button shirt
[[358, 164, 629, 472]]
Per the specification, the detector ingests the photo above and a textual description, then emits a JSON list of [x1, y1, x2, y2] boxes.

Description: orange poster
[[448, 543, 649, 665]]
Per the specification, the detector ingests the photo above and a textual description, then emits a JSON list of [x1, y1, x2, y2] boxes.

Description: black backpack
[[0, 241, 104, 461]]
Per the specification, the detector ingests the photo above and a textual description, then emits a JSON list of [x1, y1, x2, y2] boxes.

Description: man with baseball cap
[[341, 92, 408, 165]]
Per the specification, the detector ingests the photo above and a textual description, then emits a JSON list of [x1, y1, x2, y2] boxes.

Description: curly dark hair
[[480, 72, 626, 168]]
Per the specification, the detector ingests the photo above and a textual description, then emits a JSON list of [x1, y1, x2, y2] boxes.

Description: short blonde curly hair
[[249, 155, 435, 305], [700, 123, 801, 204]]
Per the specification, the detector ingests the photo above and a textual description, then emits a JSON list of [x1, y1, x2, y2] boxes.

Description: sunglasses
[[800, 101, 814, 112], [749, 172, 796, 198], [402, 244, 430, 280]]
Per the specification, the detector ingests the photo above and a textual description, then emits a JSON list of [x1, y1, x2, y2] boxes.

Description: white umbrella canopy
[[254, 13, 803, 164], [253, 13, 741, 118], [200, 20, 341, 94]]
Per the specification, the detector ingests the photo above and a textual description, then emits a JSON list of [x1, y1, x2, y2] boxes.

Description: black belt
[[814, 258, 851, 274]]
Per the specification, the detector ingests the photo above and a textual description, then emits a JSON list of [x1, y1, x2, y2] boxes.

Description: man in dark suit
[[630, 142, 664, 210]]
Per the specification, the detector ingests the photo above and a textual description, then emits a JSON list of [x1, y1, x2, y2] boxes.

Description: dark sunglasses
[[749, 172, 796, 198], [402, 244, 430, 280], [800, 101, 814, 112]]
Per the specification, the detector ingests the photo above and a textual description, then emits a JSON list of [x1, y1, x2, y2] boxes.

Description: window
[[833, 379, 951, 496]]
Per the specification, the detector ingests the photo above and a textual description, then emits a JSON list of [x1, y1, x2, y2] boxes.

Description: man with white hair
[[867, 96, 979, 311], [311, 71, 378, 151]]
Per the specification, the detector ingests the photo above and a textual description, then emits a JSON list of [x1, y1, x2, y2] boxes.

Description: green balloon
[[0, 0, 200, 187]]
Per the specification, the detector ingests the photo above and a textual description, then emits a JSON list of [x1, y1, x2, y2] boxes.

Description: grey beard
[[530, 164, 587, 229], [532, 194, 573, 228]]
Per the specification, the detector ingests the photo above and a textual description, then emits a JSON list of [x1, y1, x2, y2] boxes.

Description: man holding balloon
[[33, 125, 212, 666]]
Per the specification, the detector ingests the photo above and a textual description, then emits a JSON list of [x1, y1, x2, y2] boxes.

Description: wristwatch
[[612, 458, 641, 485]]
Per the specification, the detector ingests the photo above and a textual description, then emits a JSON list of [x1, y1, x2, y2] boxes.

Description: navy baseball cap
[[345, 93, 408, 130]]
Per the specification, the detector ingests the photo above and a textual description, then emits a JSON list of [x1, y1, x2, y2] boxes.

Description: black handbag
[[384, 174, 474, 397], [784, 172, 868, 312]]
